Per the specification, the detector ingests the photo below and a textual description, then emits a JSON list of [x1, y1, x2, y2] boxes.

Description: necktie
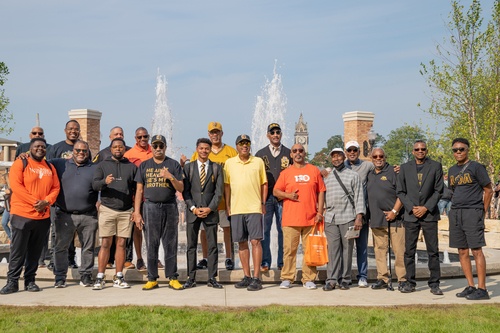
[[200, 163, 206, 187]]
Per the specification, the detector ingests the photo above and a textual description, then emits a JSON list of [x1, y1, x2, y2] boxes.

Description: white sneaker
[[358, 277, 368, 288], [92, 277, 105, 290], [303, 281, 317, 290], [280, 280, 292, 289], [113, 275, 130, 289]]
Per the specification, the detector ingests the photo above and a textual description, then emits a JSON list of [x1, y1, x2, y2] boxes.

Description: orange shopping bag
[[305, 222, 328, 266]]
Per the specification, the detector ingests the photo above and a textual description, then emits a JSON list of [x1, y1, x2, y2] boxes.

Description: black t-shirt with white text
[[135, 157, 183, 203]]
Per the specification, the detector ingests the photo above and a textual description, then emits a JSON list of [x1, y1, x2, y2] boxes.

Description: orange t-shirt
[[274, 163, 326, 227], [124, 144, 153, 166], [9, 158, 60, 220]]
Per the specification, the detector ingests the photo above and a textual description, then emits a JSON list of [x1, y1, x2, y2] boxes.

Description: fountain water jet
[[151, 69, 176, 158]]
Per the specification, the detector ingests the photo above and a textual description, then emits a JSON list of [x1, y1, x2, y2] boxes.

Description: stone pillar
[[68, 109, 102, 157], [342, 111, 375, 161]]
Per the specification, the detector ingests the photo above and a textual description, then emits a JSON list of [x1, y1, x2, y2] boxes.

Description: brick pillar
[[342, 111, 375, 161], [68, 109, 102, 157]]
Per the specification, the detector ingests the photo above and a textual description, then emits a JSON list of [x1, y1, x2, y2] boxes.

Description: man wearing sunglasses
[[132, 135, 185, 291], [49, 140, 99, 288], [123, 127, 153, 272], [15, 126, 51, 158], [396, 140, 444, 295], [273, 144, 325, 290], [448, 138, 493, 300], [224, 134, 268, 291], [255, 123, 292, 273]]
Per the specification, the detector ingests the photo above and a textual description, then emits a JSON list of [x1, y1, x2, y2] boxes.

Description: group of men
[[0, 120, 493, 300]]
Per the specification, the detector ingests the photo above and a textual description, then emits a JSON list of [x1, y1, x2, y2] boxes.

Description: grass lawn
[[1, 304, 499, 332]]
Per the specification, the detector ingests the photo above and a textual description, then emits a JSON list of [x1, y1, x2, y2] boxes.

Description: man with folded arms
[[273, 144, 325, 290]]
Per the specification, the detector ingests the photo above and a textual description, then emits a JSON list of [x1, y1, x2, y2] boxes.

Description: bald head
[[29, 127, 45, 140]]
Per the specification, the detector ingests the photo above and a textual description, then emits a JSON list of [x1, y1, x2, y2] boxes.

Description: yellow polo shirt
[[224, 155, 267, 215]]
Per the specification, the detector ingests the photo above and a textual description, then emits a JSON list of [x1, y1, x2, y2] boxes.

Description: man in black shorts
[[448, 138, 493, 300]]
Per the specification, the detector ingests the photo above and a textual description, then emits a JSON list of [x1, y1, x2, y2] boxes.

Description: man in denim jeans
[[132, 135, 185, 291], [255, 123, 291, 272]]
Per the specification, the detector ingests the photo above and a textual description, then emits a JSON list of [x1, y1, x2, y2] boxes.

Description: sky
[[2, 0, 495, 157]]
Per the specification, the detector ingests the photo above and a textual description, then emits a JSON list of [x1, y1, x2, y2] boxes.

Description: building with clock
[[294, 113, 309, 153]]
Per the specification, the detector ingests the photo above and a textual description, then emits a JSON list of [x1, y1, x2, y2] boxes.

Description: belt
[[58, 207, 96, 215]]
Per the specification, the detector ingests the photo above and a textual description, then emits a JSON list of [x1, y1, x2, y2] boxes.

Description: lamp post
[[368, 129, 377, 153]]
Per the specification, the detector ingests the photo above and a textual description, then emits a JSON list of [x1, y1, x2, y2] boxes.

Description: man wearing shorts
[[448, 138, 493, 300], [224, 134, 267, 291], [92, 138, 137, 290]]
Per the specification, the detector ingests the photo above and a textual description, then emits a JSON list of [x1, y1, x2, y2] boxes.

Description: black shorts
[[448, 208, 486, 249], [230, 213, 263, 242]]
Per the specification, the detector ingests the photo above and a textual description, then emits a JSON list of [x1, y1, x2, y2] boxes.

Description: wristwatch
[[391, 209, 398, 214]]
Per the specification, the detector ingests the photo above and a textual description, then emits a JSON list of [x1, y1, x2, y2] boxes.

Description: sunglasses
[[414, 148, 427, 152], [136, 135, 149, 140], [292, 148, 304, 153], [269, 130, 281, 135], [31, 131, 44, 135], [152, 143, 165, 150], [237, 141, 251, 147], [372, 154, 385, 159], [346, 148, 358, 153], [74, 149, 88, 154], [452, 147, 467, 153]]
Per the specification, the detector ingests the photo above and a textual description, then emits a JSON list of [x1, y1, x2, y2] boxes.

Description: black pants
[[404, 220, 441, 287], [186, 218, 218, 279], [8, 215, 50, 285]]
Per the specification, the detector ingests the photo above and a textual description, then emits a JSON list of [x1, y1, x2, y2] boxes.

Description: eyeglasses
[[292, 148, 304, 153], [32, 145, 46, 149], [152, 143, 165, 150], [414, 148, 427, 152], [346, 148, 358, 153], [136, 135, 149, 140], [270, 130, 281, 135], [452, 147, 467, 153], [237, 141, 251, 147], [371, 155, 385, 159], [31, 131, 44, 135], [74, 149, 88, 154]]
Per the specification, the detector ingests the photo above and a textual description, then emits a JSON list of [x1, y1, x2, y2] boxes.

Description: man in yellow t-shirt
[[224, 134, 267, 291], [180, 122, 237, 270]]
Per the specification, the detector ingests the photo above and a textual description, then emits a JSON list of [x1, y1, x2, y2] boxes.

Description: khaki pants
[[280, 225, 317, 284], [372, 226, 406, 282]]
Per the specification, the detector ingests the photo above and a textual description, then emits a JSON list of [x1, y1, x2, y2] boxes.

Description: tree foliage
[[0, 62, 13, 135], [310, 135, 343, 168], [420, 0, 500, 177], [382, 125, 427, 165]]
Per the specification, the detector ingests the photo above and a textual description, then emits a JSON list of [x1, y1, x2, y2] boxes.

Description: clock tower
[[294, 113, 309, 153]]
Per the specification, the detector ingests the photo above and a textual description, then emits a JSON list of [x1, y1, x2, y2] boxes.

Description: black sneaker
[[235, 276, 252, 289], [47, 263, 54, 271], [456, 286, 476, 298], [54, 280, 67, 288], [398, 282, 405, 292], [196, 259, 208, 270], [80, 275, 93, 287], [69, 260, 79, 269], [400, 283, 416, 293], [247, 278, 263, 291], [225, 258, 234, 270], [465, 288, 490, 300], [339, 282, 350, 290], [430, 286, 443, 295], [371, 279, 388, 290], [25, 281, 41, 292], [0, 281, 19, 295]]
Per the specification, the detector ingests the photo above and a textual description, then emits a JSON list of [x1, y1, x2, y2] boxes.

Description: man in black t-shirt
[[448, 138, 493, 300], [132, 135, 185, 291]]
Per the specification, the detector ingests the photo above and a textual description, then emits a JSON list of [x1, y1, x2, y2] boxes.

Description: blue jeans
[[355, 222, 369, 280], [1, 210, 11, 240], [261, 195, 283, 268], [142, 201, 178, 281], [438, 199, 451, 216]]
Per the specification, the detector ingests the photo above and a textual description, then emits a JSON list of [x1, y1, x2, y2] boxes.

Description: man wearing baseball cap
[[255, 123, 292, 272], [224, 134, 268, 291], [181, 121, 238, 272], [132, 135, 185, 291]]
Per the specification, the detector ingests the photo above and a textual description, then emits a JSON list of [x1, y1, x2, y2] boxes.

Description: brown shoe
[[260, 265, 269, 273], [124, 262, 135, 269], [157, 260, 164, 269], [106, 263, 114, 269]]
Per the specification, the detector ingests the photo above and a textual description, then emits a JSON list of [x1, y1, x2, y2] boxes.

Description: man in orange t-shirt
[[0, 138, 60, 295], [273, 144, 325, 290], [123, 127, 153, 271]]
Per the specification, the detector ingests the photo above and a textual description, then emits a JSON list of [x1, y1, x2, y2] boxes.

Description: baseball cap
[[208, 122, 223, 132], [267, 123, 281, 132], [345, 140, 360, 149], [151, 134, 166, 145], [330, 148, 345, 156], [235, 134, 251, 145]]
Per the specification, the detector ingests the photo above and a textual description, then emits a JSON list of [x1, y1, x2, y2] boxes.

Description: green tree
[[310, 135, 343, 168], [420, 0, 500, 176], [0, 62, 13, 135], [382, 125, 427, 165]]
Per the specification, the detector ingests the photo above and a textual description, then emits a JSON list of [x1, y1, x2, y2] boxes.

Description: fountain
[[151, 69, 175, 158]]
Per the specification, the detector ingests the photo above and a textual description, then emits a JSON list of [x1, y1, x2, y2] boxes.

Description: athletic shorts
[[448, 208, 486, 249], [230, 213, 263, 242], [98, 205, 133, 238], [200, 210, 230, 231]]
